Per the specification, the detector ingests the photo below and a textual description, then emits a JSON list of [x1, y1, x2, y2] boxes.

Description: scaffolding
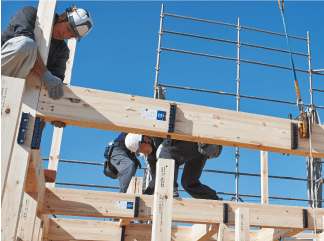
[[1, 2, 324, 241]]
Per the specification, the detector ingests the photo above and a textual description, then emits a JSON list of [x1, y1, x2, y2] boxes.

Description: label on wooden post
[[235, 208, 250, 241], [152, 158, 174, 241]]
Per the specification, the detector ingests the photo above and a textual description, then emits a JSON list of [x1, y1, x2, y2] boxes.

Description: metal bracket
[[168, 104, 177, 133], [302, 209, 308, 228], [134, 196, 140, 218], [120, 226, 125, 241], [17, 112, 29, 145], [31, 118, 44, 149], [291, 123, 298, 150], [223, 203, 228, 223]]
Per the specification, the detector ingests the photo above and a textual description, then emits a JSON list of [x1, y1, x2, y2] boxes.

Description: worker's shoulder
[[20, 6, 37, 11], [16, 6, 37, 15]]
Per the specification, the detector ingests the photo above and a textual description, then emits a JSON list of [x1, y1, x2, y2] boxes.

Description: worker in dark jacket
[[104, 133, 142, 193], [1, 5, 93, 99], [126, 134, 223, 200], [157, 140, 223, 200]]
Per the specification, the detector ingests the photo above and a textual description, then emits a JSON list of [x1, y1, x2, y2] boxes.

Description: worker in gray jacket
[[104, 133, 142, 193], [1, 5, 93, 99], [126, 134, 223, 200]]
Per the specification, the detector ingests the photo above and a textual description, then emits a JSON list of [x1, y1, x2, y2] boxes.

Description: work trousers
[[1, 36, 37, 78], [157, 141, 218, 200], [110, 147, 137, 193]]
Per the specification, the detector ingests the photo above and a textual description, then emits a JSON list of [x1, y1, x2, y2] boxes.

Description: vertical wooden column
[[1, 76, 25, 200], [235, 208, 250, 241], [40, 38, 76, 241], [46, 38, 76, 188], [261, 151, 269, 204], [152, 158, 174, 241], [1, 2, 57, 241]]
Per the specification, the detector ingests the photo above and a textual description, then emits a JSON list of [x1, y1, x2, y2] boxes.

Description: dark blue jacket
[[1, 6, 70, 81]]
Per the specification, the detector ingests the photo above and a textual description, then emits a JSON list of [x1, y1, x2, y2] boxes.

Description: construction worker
[[103, 133, 142, 193], [1, 5, 93, 99], [126, 134, 223, 200], [124, 134, 178, 195]]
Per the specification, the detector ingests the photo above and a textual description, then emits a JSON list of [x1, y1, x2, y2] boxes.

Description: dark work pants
[[110, 147, 136, 193], [157, 141, 218, 200]]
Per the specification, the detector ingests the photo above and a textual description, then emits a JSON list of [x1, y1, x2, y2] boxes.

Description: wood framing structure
[[1, 1, 323, 241]]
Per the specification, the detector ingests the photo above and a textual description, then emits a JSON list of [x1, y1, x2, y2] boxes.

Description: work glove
[[41, 71, 63, 99], [198, 143, 223, 159]]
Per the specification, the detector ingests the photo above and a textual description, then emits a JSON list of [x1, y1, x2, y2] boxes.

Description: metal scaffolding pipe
[[153, 4, 164, 99], [157, 83, 324, 109], [43, 158, 311, 182], [160, 47, 324, 76], [163, 30, 308, 56], [163, 12, 307, 40], [313, 88, 324, 93], [235, 17, 241, 202]]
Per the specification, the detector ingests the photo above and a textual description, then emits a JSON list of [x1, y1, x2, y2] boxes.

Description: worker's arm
[[30, 49, 63, 100], [30, 49, 48, 76]]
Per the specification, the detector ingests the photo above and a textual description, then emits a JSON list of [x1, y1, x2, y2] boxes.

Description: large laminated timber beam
[[43, 188, 324, 230], [36, 86, 324, 158]]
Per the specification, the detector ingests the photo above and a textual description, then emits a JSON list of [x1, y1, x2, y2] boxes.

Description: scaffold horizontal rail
[[43, 187, 324, 230], [163, 30, 308, 56], [36, 85, 324, 158], [161, 47, 324, 76]]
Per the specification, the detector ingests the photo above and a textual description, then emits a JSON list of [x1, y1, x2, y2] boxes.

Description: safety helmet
[[66, 6, 93, 42], [125, 134, 142, 155]]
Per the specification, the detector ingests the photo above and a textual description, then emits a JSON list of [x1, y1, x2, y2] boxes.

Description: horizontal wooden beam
[[43, 188, 324, 230], [36, 86, 324, 158]]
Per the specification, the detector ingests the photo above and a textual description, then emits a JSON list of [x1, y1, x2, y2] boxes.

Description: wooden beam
[[42, 188, 324, 230], [235, 208, 250, 241], [48, 218, 122, 241], [31, 212, 42, 241], [254, 228, 303, 241], [261, 151, 269, 205], [36, 86, 324, 158], [152, 158, 175, 241], [1, 76, 25, 200], [1, 2, 57, 241], [119, 177, 143, 226], [191, 224, 219, 241]]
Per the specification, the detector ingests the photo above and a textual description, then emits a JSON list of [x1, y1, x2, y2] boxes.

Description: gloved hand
[[41, 71, 63, 99], [198, 142, 223, 159]]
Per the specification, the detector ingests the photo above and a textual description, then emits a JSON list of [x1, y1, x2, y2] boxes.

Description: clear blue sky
[[2, 1, 323, 216]]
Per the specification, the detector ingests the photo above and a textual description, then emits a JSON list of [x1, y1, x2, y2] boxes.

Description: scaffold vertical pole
[[307, 31, 313, 107], [154, 4, 164, 99], [235, 17, 241, 202]]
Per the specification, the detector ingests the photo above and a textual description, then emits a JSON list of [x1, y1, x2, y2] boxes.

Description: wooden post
[[1, 76, 25, 200], [39, 38, 76, 241], [151, 158, 174, 241], [261, 151, 269, 204], [1, 1, 57, 241], [235, 208, 250, 241]]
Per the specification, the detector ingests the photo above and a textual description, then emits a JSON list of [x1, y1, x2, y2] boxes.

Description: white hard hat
[[67, 6, 93, 42], [125, 134, 142, 154]]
